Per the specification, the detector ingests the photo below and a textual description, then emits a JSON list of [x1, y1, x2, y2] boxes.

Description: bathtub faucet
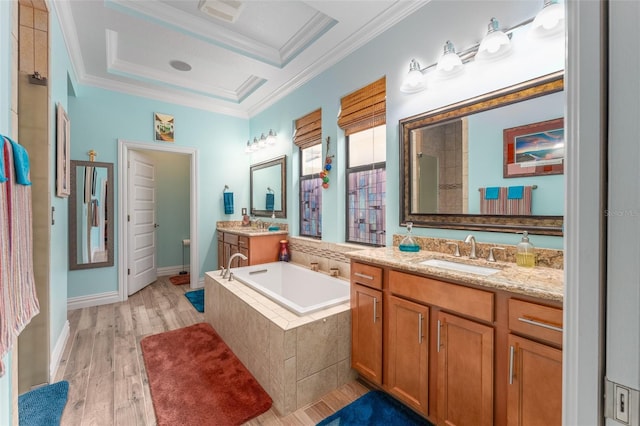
[[223, 252, 248, 280]]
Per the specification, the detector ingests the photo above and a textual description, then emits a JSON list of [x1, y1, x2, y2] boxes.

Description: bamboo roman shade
[[338, 76, 386, 136], [293, 108, 322, 149]]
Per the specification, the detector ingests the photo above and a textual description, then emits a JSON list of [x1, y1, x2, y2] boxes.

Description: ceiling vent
[[198, 0, 244, 23]]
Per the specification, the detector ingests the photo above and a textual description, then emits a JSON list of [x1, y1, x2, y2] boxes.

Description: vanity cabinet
[[506, 299, 563, 426], [217, 230, 284, 269], [350, 263, 383, 385], [386, 295, 429, 415]]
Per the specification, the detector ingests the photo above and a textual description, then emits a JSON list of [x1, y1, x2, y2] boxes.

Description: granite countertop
[[346, 247, 564, 302], [217, 227, 288, 237]]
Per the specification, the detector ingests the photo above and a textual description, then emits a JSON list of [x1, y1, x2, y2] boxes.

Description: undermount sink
[[420, 259, 500, 276]]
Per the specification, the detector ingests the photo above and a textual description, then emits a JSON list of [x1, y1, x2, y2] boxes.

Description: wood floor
[[54, 275, 370, 425]]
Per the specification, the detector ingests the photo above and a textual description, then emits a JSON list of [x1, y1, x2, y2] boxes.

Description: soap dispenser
[[516, 231, 536, 267], [399, 222, 420, 252]]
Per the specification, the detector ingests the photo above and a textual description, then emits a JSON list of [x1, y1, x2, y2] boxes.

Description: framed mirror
[[250, 155, 287, 218], [400, 71, 564, 236], [69, 160, 114, 269]]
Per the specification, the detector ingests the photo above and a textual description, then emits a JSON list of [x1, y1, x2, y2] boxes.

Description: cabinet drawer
[[238, 236, 249, 248], [351, 262, 383, 290], [389, 270, 494, 323], [508, 299, 562, 346], [224, 233, 238, 245]]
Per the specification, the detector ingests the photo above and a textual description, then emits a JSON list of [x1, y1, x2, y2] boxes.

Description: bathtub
[[230, 261, 350, 316]]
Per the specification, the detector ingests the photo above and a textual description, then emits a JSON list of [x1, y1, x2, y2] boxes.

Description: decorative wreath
[[320, 136, 334, 189]]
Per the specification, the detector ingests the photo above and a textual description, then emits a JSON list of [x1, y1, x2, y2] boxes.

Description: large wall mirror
[[250, 155, 287, 218], [69, 160, 114, 269], [400, 71, 564, 236]]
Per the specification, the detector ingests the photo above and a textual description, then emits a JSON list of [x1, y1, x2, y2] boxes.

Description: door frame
[[118, 139, 199, 302]]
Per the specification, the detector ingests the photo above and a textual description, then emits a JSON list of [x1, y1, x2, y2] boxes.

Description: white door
[[128, 150, 158, 295]]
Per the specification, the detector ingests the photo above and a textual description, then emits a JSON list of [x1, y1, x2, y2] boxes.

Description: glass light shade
[[400, 59, 427, 93], [244, 140, 252, 153], [436, 41, 463, 75], [476, 18, 512, 61], [258, 133, 267, 148], [266, 129, 277, 145], [251, 137, 259, 151], [531, 0, 565, 38]]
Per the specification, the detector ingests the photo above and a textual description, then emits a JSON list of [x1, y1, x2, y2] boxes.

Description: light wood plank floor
[[54, 275, 370, 425]]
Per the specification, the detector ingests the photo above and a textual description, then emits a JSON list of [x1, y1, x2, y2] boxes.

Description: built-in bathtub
[[230, 262, 350, 316], [205, 263, 355, 416]]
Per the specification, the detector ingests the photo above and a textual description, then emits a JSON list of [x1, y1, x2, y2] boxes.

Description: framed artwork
[[154, 112, 174, 142], [503, 117, 564, 178], [56, 103, 71, 197]]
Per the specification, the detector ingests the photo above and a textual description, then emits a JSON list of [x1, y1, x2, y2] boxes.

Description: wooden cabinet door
[[507, 334, 562, 426], [387, 295, 429, 415], [351, 283, 383, 385], [437, 312, 494, 426]]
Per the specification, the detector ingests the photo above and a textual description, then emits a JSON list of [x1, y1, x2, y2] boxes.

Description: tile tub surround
[[204, 272, 356, 416], [392, 234, 564, 269], [288, 237, 365, 279], [347, 246, 564, 302]]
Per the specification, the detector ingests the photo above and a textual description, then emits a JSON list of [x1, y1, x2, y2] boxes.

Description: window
[[339, 77, 386, 245], [294, 109, 322, 238], [346, 125, 386, 245]]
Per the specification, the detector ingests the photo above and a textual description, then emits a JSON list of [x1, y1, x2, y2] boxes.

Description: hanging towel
[[0, 137, 6, 183], [223, 192, 234, 214], [484, 187, 500, 200], [5, 136, 31, 185], [266, 193, 275, 211], [507, 186, 524, 200]]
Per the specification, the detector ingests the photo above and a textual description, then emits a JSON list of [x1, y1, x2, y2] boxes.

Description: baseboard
[[49, 320, 70, 383], [67, 291, 121, 310], [158, 265, 190, 277]]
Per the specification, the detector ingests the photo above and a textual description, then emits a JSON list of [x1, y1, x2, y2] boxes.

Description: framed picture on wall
[[503, 117, 564, 178], [56, 102, 71, 197], [154, 112, 174, 142]]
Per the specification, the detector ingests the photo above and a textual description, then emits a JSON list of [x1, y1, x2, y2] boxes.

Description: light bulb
[[531, 0, 565, 38], [476, 18, 512, 61], [436, 41, 463, 76], [400, 59, 427, 93]]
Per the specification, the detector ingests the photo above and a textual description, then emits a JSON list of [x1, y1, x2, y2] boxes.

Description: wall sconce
[[436, 40, 463, 77], [400, 2, 563, 94], [245, 130, 278, 154], [476, 18, 512, 61], [530, 0, 565, 38]]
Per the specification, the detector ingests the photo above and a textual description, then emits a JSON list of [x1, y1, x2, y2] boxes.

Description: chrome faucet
[[464, 234, 477, 259], [254, 218, 264, 229], [223, 252, 248, 280]]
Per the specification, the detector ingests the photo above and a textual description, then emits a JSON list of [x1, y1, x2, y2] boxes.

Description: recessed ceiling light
[[170, 60, 192, 72], [198, 0, 244, 23]]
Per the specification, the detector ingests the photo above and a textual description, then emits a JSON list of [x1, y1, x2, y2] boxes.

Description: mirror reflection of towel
[[266, 193, 275, 211], [223, 192, 234, 214]]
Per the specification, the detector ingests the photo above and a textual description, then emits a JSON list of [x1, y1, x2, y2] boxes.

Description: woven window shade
[[338, 76, 386, 136], [294, 109, 322, 149]]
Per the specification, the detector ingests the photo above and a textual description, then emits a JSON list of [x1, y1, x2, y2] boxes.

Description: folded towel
[[0, 136, 6, 183], [223, 192, 234, 214], [484, 187, 500, 200], [508, 186, 524, 200], [266, 193, 275, 211], [7, 136, 31, 186]]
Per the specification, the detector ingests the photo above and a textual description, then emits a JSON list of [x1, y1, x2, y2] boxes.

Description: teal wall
[[0, 2, 13, 423], [148, 151, 190, 269], [67, 86, 248, 298], [250, 0, 564, 249]]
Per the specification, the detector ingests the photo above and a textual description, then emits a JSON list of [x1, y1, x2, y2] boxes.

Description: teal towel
[[0, 135, 31, 185], [0, 136, 6, 183], [266, 193, 275, 210], [223, 192, 234, 214], [508, 186, 524, 199], [484, 187, 500, 200]]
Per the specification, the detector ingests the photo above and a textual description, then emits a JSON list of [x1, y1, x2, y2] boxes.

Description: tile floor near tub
[[205, 271, 357, 416]]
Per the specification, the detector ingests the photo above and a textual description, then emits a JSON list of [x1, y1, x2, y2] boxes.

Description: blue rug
[[317, 390, 432, 426], [19, 380, 69, 426], [185, 289, 204, 312]]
